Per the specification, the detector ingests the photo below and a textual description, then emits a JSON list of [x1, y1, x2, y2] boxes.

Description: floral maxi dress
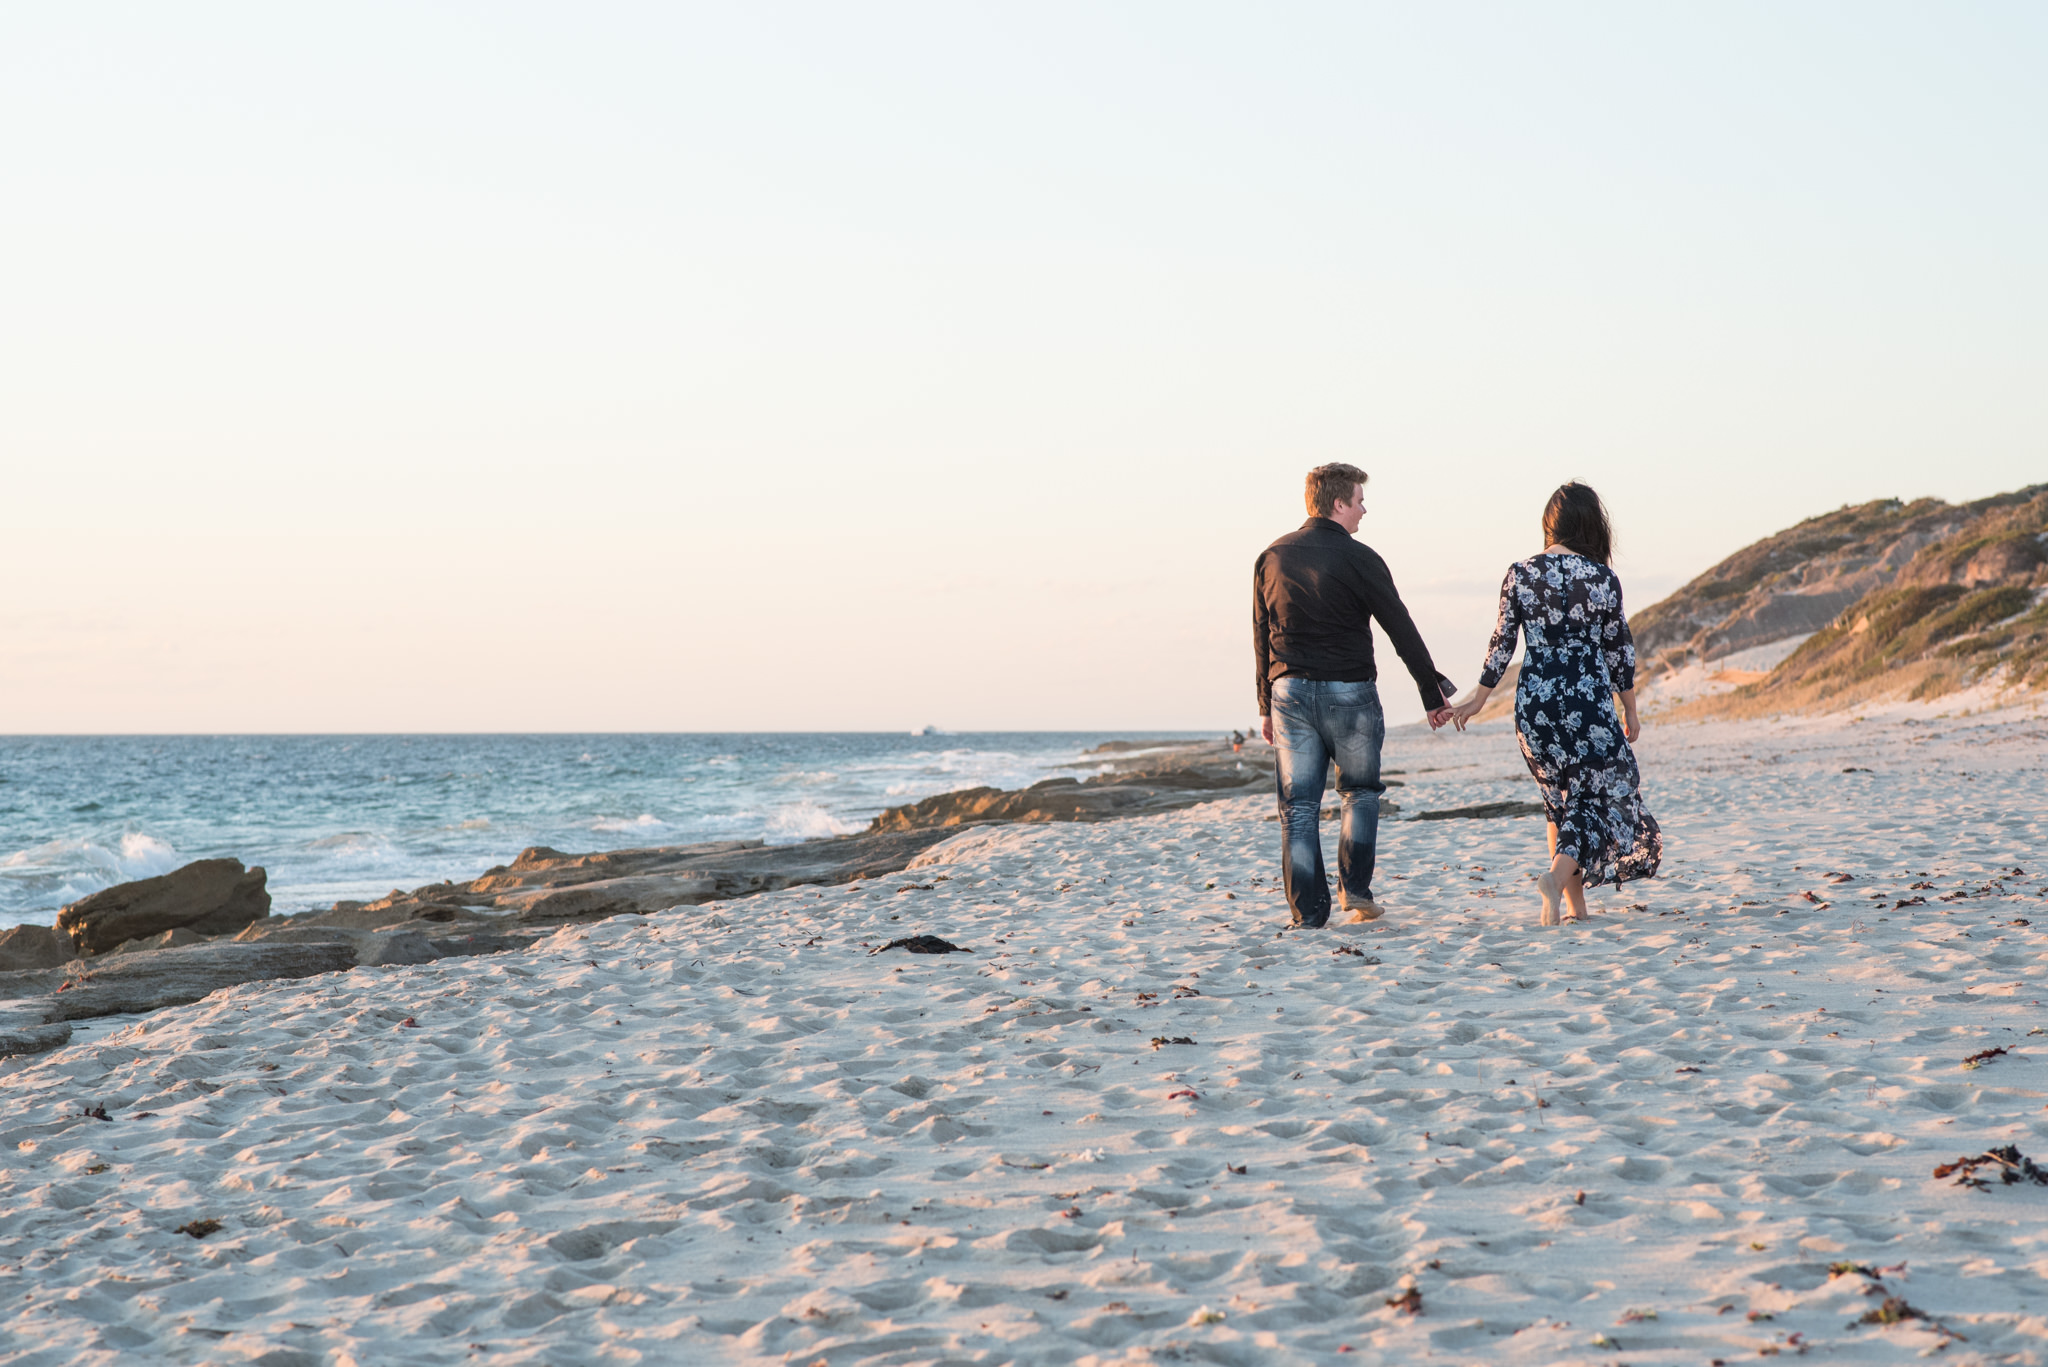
[[1478, 553, 1662, 887]]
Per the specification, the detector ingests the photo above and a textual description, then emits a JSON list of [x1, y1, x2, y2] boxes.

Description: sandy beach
[[4, 705, 2047, 1365]]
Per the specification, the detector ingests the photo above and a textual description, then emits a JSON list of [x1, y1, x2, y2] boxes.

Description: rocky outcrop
[[0, 740, 1279, 1055], [868, 740, 1269, 833], [0, 921, 549, 1056], [0, 941, 358, 1052], [0, 924, 78, 972], [0, 824, 982, 1056], [108, 927, 210, 956], [233, 828, 966, 940], [1630, 489, 2047, 677], [1672, 487, 2048, 714], [56, 857, 271, 955]]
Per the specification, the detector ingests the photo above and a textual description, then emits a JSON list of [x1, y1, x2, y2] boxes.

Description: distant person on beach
[[1230, 730, 1246, 753], [1446, 482, 1662, 925], [1254, 463, 1457, 929]]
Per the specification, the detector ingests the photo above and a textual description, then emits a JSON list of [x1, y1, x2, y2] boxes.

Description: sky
[[1, 2, 2042, 733]]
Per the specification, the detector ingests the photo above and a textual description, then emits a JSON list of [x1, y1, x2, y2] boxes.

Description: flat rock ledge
[[866, 739, 1269, 832]]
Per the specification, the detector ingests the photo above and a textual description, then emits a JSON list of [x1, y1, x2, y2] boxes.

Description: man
[[1254, 464, 1455, 928]]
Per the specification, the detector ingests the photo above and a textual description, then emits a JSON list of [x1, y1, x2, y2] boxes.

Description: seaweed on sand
[[1932, 1144, 2048, 1190], [870, 935, 972, 955]]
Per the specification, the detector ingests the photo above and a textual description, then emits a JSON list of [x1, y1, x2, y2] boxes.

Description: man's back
[[1253, 517, 1450, 716]]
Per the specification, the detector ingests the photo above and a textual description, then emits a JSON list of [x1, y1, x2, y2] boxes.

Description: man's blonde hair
[[1305, 463, 1368, 518]]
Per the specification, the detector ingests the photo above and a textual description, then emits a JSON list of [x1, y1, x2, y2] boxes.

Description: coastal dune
[[2, 709, 2047, 1364]]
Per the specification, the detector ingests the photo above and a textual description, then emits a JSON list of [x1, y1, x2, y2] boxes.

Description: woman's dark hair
[[1542, 482, 1613, 565]]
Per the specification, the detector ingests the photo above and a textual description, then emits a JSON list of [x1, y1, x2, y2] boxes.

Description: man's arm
[[1356, 547, 1453, 716], [1252, 552, 1274, 723]]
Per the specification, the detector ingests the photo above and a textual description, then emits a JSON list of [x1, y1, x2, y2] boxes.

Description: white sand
[[5, 709, 2048, 1365], [1634, 634, 1816, 710]]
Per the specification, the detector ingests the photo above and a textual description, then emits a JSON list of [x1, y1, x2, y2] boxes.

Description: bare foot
[[1535, 872, 1562, 927]]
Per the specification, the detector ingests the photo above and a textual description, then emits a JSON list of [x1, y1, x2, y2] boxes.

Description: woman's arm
[[1450, 567, 1520, 731], [1447, 682, 1492, 731], [1477, 567, 1521, 690], [1603, 568, 1642, 743]]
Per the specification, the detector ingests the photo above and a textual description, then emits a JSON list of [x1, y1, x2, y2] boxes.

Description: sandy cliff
[[1670, 485, 2048, 714]]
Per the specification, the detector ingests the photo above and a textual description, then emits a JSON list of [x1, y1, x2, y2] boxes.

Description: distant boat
[[912, 725, 944, 737]]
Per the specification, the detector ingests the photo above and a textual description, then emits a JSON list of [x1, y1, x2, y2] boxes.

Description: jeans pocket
[[1324, 681, 1376, 710]]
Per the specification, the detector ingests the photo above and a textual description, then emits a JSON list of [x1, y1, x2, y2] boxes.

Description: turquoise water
[[0, 732, 1208, 928]]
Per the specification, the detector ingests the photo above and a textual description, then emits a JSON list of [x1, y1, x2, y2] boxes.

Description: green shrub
[[1861, 585, 1969, 643], [1924, 586, 2035, 645]]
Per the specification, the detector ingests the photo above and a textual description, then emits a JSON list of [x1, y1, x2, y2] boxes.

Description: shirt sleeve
[[1253, 552, 1274, 715], [1357, 549, 1453, 713], [1477, 566, 1521, 689], [1604, 569, 1637, 693]]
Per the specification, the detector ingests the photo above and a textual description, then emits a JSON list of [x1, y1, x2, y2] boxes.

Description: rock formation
[[1629, 497, 1971, 674], [867, 740, 1268, 833], [0, 940, 363, 1058], [20, 941, 358, 1023], [56, 857, 271, 955], [236, 827, 967, 940], [0, 739, 1276, 1056], [1670, 486, 2048, 713], [0, 924, 78, 972], [1628, 486, 2046, 685]]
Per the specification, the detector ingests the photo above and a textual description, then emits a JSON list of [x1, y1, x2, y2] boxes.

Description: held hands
[[1441, 685, 1491, 732], [1425, 707, 1454, 731]]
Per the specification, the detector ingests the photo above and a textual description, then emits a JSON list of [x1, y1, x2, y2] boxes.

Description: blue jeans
[[1270, 677, 1386, 927]]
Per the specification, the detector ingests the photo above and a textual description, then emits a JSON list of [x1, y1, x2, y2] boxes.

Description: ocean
[[0, 732, 1212, 930]]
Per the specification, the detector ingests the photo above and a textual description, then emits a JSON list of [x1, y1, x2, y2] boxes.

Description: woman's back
[[1484, 552, 1634, 695]]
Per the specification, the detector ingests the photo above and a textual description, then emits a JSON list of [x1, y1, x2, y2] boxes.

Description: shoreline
[[0, 730, 1223, 935], [0, 740, 1273, 1054]]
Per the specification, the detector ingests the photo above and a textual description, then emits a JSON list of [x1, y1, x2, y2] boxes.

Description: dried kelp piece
[[1932, 1144, 2048, 1190], [177, 1219, 223, 1239], [1962, 1046, 2009, 1069], [1386, 1286, 1423, 1315], [1851, 1296, 1966, 1340], [1149, 1036, 1196, 1049], [75, 1103, 111, 1122], [869, 935, 971, 955]]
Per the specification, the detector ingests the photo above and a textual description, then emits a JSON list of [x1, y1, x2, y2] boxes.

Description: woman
[[1447, 483, 1661, 925]]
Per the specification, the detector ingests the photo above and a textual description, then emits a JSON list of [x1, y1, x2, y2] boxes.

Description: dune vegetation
[[1665, 486, 2048, 715]]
